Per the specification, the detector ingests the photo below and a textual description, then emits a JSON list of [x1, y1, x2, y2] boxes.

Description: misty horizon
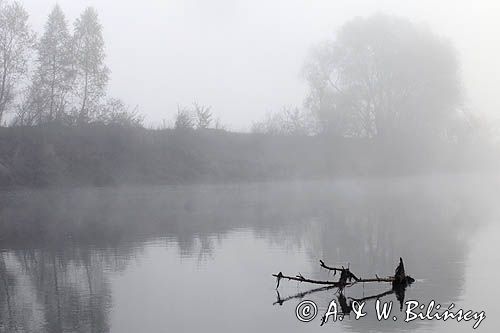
[[15, 0, 500, 131], [1, 2, 500, 332]]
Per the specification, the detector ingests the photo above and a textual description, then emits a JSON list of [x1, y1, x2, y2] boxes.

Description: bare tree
[[72, 7, 109, 124], [0, 0, 35, 124], [174, 106, 194, 130], [12, 83, 43, 126], [193, 102, 212, 129]]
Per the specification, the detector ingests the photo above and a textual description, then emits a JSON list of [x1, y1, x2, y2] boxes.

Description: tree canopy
[[7, 3, 138, 127], [303, 15, 462, 140]]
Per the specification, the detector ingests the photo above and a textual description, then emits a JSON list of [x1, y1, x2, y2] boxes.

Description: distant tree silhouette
[[174, 106, 194, 130], [303, 15, 462, 140], [193, 102, 212, 129], [251, 106, 317, 135]]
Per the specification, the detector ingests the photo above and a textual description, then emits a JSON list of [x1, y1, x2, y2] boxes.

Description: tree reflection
[[0, 247, 113, 333], [0, 178, 496, 332]]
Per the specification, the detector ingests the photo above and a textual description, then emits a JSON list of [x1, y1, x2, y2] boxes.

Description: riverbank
[[0, 124, 496, 188]]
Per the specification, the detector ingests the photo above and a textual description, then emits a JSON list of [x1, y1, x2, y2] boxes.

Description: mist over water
[[0, 1, 499, 332], [1, 176, 499, 332]]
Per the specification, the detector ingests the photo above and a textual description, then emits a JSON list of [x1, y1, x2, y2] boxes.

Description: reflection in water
[[1, 247, 113, 333], [0, 176, 499, 332], [274, 266, 411, 315]]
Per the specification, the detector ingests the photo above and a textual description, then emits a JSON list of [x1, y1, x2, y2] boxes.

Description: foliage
[[251, 107, 318, 135], [193, 102, 212, 129], [303, 15, 461, 140], [4, 3, 140, 127], [174, 103, 220, 131], [32, 4, 73, 122], [174, 106, 194, 130], [0, 1, 35, 123], [72, 7, 109, 123], [96, 98, 143, 127]]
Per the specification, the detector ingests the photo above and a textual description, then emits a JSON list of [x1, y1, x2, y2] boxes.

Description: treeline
[[252, 15, 468, 142], [0, 124, 318, 187], [0, 8, 496, 188], [0, 2, 140, 127], [0, 123, 496, 187]]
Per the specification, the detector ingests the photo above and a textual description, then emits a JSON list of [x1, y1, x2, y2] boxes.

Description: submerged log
[[273, 259, 415, 313], [273, 258, 414, 290], [272, 271, 346, 289]]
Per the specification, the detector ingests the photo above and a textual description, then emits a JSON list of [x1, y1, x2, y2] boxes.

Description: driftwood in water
[[271, 272, 344, 289], [393, 257, 415, 286], [273, 257, 414, 290], [319, 260, 360, 282], [273, 258, 415, 314]]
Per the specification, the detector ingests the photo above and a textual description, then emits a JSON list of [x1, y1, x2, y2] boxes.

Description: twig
[[357, 275, 395, 283], [319, 260, 360, 281], [272, 271, 347, 289]]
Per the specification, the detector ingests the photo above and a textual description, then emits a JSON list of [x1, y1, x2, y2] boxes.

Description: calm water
[[1, 176, 499, 332]]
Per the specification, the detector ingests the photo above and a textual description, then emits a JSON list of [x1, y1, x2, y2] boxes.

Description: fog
[[1, 178, 499, 332], [1, 2, 500, 332], [20, 0, 500, 130]]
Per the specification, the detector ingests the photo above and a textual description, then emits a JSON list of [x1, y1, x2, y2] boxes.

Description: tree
[[174, 106, 194, 130], [193, 102, 212, 129], [213, 116, 226, 131], [0, 1, 35, 124], [13, 81, 44, 126], [72, 7, 108, 123], [303, 15, 461, 140], [96, 98, 143, 127], [32, 4, 73, 123], [251, 107, 317, 135]]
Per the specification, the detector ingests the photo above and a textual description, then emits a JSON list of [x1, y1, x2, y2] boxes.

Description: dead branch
[[357, 276, 395, 283], [319, 260, 360, 281], [273, 258, 414, 289], [272, 271, 345, 289]]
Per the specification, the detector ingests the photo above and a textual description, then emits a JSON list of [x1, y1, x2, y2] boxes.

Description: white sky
[[21, 0, 500, 130]]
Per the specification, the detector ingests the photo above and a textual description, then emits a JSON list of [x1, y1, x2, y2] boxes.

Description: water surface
[[0, 176, 499, 332]]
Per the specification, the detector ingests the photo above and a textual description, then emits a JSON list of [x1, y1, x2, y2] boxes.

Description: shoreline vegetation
[[0, 3, 497, 189], [0, 123, 497, 188]]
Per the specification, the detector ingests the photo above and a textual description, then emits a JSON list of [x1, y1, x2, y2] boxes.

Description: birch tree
[[33, 4, 73, 122], [72, 7, 108, 123], [0, 1, 35, 124]]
